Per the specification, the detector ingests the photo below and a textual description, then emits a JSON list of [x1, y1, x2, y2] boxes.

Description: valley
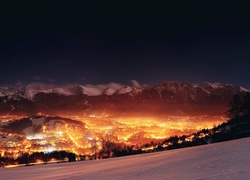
[[0, 114, 224, 159]]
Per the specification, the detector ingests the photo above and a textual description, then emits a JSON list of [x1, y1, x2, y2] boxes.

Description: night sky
[[1, 1, 250, 88]]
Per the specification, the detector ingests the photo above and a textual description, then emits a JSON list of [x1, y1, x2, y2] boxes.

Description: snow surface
[[102, 88, 117, 96], [1, 137, 250, 179], [240, 86, 250, 92], [116, 86, 135, 95], [80, 86, 103, 96], [197, 82, 224, 89]]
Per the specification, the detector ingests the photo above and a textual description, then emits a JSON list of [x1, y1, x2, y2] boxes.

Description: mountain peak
[[198, 81, 225, 89]]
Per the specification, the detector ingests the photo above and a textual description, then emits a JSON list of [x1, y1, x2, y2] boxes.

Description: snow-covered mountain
[[0, 83, 137, 100], [0, 81, 249, 100], [0, 81, 249, 116]]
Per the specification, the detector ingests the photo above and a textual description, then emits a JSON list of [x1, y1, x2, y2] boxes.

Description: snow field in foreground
[[1, 137, 250, 180]]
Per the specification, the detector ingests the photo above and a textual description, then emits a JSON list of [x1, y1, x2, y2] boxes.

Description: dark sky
[[1, 1, 250, 88]]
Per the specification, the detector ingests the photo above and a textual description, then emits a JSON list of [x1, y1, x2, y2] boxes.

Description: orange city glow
[[0, 114, 226, 158]]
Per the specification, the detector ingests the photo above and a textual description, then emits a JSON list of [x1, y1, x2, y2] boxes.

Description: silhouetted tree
[[226, 94, 243, 118], [227, 93, 250, 118], [242, 92, 250, 116], [17, 153, 29, 164]]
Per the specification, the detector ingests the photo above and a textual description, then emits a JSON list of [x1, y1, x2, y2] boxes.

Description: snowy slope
[[1, 137, 250, 179], [115, 86, 135, 95]]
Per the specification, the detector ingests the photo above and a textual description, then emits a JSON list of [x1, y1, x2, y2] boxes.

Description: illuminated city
[[0, 114, 225, 159]]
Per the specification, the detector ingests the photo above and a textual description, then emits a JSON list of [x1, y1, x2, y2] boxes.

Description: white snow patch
[[116, 86, 134, 95], [200, 87, 211, 94], [240, 86, 250, 92], [81, 86, 103, 96], [24, 84, 83, 99], [102, 88, 117, 96], [84, 82, 126, 96], [198, 82, 224, 89]]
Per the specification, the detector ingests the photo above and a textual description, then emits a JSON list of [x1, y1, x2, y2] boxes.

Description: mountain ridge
[[0, 81, 249, 117], [0, 81, 249, 100]]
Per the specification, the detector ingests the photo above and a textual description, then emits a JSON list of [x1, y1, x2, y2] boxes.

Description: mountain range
[[0, 81, 249, 117]]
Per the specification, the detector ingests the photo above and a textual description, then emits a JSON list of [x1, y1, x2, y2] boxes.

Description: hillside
[[1, 137, 250, 179]]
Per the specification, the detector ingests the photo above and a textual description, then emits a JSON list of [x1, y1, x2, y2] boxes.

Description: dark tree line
[[0, 151, 76, 166], [227, 92, 250, 118]]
